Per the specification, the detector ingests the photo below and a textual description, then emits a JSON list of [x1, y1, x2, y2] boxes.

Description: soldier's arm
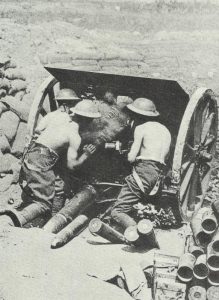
[[67, 132, 96, 170], [128, 127, 143, 163]]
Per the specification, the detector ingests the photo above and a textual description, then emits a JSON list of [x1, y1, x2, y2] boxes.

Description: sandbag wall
[[0, 56, 30, 192]]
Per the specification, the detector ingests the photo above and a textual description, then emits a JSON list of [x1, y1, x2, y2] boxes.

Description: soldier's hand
[[128, 153, 136, 163], [84, 144, 96, 156]]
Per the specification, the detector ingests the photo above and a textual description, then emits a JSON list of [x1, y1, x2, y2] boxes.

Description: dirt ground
[[1, 0, 219, 97], [1, 0, 219, 299]]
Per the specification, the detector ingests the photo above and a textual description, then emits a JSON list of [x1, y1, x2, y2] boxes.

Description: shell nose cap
[[127, 98, 159, 117], [70, 100, 101, 118]]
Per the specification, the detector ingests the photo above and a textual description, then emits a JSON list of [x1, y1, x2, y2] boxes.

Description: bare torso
[[36, 110, 80, 155], [128, 121, 171, 164]]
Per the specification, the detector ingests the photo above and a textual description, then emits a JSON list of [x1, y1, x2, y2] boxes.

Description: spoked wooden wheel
[[173, 88, 218, 221], [27, 76, 59, 136]]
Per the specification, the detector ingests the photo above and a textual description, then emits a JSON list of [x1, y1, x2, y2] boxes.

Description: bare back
[[128, 121, 171, 164], [36, 110, 80, 155]]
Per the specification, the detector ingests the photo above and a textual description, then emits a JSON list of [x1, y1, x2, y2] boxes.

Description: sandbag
[[71, 51, 104, 60], [0, 78, 11, 90], [0, 111, 20, 143], [0, 174, 13, 192], [0, 153, 18, 173], [48, 54, 72, 64], [71, 59, 97, 66], [0, 89, 6, 98], [0, 69, 5, 78], [5, 69, 26, 81], [0, 130, 10, 153], [8, 79, 27, 95], [98, 59, 129, 68], [0, 55, 10, 68], [0, 96, 30, 121], [11, 160, 21, 183], [11, 121, 27, 157], [15, 90, 26, 101], [4, 60, 17, 70]]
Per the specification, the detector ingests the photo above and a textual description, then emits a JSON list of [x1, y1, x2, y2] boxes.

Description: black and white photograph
[[0, 0, 219, 299]]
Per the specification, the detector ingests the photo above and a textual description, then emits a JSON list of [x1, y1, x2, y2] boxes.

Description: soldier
[[111, 98, 171, 231], [0, 99, 101, 227]]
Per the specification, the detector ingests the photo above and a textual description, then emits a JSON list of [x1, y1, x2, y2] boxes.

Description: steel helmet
[[127, 98, 159, 117], [55, 88, 80, 102], [70, 99, 101, 118]]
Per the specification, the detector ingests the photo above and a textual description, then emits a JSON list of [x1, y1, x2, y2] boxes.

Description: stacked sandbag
[[0, 56, 30, 193], [0, 55, 29, 121]]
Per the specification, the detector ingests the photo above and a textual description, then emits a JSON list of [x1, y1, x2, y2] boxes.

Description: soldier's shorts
[[111, 160, 164, 215], [19, 142, 59, 209]]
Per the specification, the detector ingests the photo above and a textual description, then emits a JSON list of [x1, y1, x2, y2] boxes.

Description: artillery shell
[[188, 286, 206, 300], [207, 241, 219, 271], [137, 219, 159, 249], [177, 253, 196, 283], [193, 254, 209, 280], [207, 270, 219, 286], [212, 200, 219, 222], [43, 213, 69, 234], [89, 218, 126, 244], [207, 286, 219, 300], [191, 207, 213, 246], [201, 208, 218, 235], [58, 185, 96, 221], [17, 202, 49, 226], [189, 245, 205, 259], [124, 225, 141, 246], [44, 185, 96, 233], [51, 215, 89, 249]]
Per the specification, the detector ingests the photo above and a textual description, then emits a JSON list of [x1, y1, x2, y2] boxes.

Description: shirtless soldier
[[111, 98, 171, 231], [35, 88, 82, 215], [21, 98, 100, 204], [0, 99, 101, 227]]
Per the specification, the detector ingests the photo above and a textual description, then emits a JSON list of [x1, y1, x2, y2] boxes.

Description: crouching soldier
[[111, 98, 171, 231], [0, 99, 101, 227]]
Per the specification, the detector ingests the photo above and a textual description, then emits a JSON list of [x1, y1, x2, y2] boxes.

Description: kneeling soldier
[[0, 99, 101, 227], [111, 98, 171, 231]]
